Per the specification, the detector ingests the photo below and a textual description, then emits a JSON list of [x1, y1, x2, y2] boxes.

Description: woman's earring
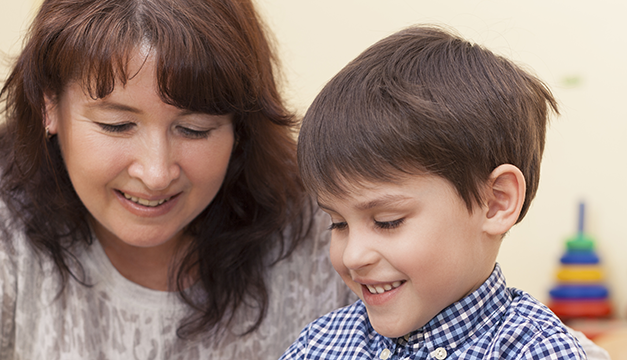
[[45, 126, 51, 139]]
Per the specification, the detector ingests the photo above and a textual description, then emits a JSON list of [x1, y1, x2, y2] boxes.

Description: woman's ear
[[482, 164, 526, 236], [44, 94, 59, 135]]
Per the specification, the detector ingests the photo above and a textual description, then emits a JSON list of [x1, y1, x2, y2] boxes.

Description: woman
[[0, 0, 350, 358]]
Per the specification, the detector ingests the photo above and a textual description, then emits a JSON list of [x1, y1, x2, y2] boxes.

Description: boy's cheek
[[329, 239, 360, 296], [329, 239, 346, 275]]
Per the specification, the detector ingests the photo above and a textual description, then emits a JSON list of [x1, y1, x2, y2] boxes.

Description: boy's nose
[[341, 232, 379, 271]]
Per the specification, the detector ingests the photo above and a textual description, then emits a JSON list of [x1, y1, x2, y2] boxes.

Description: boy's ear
[[43, 93, 59, 135], [482, 164, 526, 236]]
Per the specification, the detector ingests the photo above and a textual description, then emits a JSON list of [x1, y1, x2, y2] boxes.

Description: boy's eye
[[374, 218, 404, 230], [97, 122, 135, 133], [177, 126, 212, 139], [328, 222, 348, 231]]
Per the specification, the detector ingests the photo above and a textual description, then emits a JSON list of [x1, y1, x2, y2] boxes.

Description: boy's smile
[[363, 280, 404, 295], [318, 174, 501, 338]]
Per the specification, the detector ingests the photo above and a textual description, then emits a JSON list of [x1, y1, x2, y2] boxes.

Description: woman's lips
[[120, 191, 172, 207], [115, 190, 181, 217]]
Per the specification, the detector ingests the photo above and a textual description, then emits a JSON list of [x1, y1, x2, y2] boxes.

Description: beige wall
[[1, 0, 625, 318], [0, 0, 38, 80]]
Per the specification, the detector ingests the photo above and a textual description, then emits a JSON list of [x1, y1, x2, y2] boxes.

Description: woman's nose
[[127, 134, 180, 191]]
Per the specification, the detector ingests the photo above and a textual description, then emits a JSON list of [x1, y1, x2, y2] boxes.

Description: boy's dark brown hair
[[298, 25, 558, 222]]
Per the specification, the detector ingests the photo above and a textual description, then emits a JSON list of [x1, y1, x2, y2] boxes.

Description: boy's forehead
[[313, 168, 425, 200], [315, 177, 421, 212], [315, 179, 386, 206]]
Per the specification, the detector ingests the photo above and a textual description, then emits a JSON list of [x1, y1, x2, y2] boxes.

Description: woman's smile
[[47, 52, 235, 250], [120, 190, 172, 207], [114, 189, 183, 219]]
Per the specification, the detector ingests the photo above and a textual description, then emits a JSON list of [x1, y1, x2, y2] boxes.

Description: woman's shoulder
[[295, 204, 333, 254], [235, 204, 352, 357], [0, 200, 42, 356], [0, 200, 33, 271], [276, 203, 342, 288]]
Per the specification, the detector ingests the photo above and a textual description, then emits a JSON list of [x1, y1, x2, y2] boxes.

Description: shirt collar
[[398, 263, 510, 352]]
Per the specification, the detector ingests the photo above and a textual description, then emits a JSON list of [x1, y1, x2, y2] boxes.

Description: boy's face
[[318, 174, 499, 338]]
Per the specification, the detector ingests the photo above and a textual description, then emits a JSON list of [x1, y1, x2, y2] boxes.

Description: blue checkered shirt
[[280, 264, 586, 359]]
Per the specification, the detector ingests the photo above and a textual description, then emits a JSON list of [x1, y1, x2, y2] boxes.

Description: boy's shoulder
[[505, 287, 570, 335], [487, 287, 587, 358], [418, 264, 586, 359]]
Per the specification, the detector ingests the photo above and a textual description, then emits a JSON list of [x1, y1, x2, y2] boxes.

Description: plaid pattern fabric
[[280, 264, 586, 359]]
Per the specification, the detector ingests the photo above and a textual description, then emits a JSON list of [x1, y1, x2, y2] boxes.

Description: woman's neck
[[92, 219, 189, 291]]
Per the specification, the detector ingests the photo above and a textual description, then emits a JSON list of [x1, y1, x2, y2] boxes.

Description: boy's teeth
[[366, 281, 403, 294], [123, 192, 169, 207]]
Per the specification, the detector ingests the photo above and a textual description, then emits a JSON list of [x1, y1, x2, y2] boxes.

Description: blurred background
[[1, 0, 625, 325]]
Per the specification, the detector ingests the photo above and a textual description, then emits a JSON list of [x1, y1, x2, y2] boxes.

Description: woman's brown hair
[[0, 0, 311, 338]]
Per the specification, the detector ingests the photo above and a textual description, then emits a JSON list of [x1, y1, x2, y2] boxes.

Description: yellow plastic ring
[[557, 266, 603, 282]]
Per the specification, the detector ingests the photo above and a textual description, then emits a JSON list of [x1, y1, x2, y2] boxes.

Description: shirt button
[[379, 348, 392, 360], [432, 347, 447, 360]]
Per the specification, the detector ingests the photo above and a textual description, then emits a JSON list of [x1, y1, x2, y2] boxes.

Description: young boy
[[281, 26, 586, 359]]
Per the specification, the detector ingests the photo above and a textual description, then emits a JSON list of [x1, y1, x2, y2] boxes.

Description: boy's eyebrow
[[317, 202, 335, 212], [318, 194, 411, 212], [354, 195, 411, 211]]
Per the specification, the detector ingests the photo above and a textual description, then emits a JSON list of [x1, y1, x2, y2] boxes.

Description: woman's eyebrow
[[87, 101, 202, 117], [87, 101, 143, 114]]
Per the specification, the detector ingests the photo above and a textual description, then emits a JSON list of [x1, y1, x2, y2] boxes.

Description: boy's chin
[[366, 308, 421, 339], [371, 321, 412, 339]]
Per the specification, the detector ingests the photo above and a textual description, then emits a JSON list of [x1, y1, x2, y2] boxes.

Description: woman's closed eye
[[176, 126, 213, 139], [374, 218, 404, 230], [97, 122, 135, 133], [95, 122, 214, 139]]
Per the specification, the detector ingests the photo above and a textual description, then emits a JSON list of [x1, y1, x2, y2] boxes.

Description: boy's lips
[[364, 280, 404, 294], [359, 280, 406, 307], [353, 276, 407, 294]]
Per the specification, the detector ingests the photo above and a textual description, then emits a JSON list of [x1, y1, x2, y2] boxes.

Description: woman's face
[[46, 53, 235, 249]]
